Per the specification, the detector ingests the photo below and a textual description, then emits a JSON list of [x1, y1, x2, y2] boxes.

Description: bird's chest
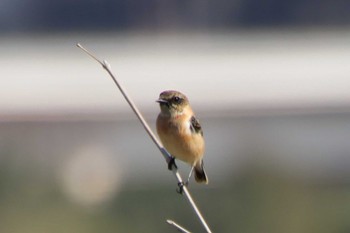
[[157, 115, 204, 164], [157, 116, 192, 147], [160, 117, 191, 137]]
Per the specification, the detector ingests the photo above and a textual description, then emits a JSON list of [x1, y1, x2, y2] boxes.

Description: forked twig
[[77, 43, 212, 233]]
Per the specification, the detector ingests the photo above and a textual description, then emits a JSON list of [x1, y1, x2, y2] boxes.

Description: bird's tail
[[194, 160, 208, 184]]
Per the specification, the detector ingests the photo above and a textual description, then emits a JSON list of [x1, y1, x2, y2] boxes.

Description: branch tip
[[166, 219, 191, 233], [76, 43, 104, 66], [167, 220, 175, 225]]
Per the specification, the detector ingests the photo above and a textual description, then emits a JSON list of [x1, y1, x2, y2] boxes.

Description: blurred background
[[1, 1, 350, 232]]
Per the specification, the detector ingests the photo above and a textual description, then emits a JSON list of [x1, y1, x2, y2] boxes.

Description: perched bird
[[156, 90, 208, 185]]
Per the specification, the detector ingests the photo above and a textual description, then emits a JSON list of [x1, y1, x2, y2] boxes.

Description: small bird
[[156, 90, 208, 185]]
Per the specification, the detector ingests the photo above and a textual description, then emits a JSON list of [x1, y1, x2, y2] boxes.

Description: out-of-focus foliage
[[1, 157, 350, 233]]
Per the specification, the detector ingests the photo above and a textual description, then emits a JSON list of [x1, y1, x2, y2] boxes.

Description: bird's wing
[[190, 116, 203, 136]]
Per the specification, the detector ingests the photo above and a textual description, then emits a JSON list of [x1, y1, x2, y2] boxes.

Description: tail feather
[[194, 160, 208, 184]]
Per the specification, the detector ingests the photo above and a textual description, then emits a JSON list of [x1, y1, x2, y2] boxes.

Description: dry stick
[[77, 43, 213, 233], [166, 220, 192, 233]]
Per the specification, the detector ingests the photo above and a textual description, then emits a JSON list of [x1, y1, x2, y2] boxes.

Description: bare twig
[[77, 43, 213, 233], [167, 220, 191, 233]]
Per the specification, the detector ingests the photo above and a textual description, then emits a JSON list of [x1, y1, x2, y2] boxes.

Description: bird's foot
[[176, 181, 189, 195], [167, 157, 177, 170]]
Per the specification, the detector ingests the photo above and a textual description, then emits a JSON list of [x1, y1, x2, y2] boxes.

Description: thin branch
[[77, 43, 213, 233], [167, 220, 191, 233]]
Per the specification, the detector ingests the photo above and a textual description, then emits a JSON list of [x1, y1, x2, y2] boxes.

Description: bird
[[156, 90, 208, 186]]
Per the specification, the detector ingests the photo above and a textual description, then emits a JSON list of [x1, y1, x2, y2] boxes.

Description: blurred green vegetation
[[0, 154, 350, 233]]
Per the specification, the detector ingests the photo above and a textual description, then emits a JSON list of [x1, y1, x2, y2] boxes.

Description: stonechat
[[156, 90, 208, 185]]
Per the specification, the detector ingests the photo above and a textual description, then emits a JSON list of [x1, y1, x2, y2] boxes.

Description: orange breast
[[156, 114, 205, 165]]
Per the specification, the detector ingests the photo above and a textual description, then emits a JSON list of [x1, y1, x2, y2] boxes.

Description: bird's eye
[[173, 96, 181, 103]]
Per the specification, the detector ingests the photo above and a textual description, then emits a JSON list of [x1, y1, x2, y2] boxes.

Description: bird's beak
[[156, 98, 168, 104]]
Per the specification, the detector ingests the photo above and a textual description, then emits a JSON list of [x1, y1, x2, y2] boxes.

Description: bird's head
[[156, 90, 190, 116]]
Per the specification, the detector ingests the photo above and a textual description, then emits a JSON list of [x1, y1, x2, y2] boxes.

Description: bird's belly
[[159, 131, 205, 165]]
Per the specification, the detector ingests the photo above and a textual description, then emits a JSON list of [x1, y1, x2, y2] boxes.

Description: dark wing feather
[[190, 116, 203, 136]]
